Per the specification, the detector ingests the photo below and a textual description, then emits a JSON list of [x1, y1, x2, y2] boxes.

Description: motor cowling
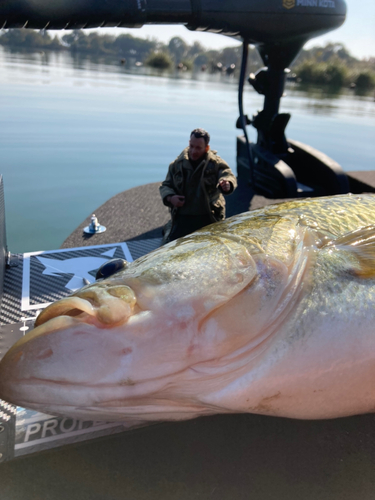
[[0, 0, 346, 48]]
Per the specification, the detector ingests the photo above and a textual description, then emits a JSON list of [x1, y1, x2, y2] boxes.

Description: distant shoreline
[[1, 29, 374, 91]]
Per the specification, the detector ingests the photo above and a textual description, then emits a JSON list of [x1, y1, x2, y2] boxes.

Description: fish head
[[0, 212, 313, 421], [0, 224, 280, 420]]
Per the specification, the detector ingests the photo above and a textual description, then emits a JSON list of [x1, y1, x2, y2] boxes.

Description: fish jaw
[[0, 292, 241, 420], [0, 283, 141, 408], [0, 309, 202, 419]]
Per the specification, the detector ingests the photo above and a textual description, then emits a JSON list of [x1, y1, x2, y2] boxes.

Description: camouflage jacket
[[159, 147, 237, 222]]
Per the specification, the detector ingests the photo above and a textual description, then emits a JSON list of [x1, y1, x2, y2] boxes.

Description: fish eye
[[95, 259, 128, 280]]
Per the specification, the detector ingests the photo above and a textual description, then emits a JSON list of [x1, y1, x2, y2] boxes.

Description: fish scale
[[263, 194, 375, 237]]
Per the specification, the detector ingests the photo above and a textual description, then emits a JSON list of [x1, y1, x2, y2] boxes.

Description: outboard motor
[[0, 0, 348, 197]]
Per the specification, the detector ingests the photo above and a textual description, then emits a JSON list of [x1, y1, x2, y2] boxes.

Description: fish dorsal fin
[[322, 225, 375, 278]]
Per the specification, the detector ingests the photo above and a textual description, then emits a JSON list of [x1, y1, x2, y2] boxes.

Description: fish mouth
[[35, 296, 96, 326], [35, 284, 138, 329], [1, 284, 139, 356]]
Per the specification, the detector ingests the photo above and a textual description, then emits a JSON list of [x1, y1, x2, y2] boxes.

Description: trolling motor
[[0, 0, 348, 197], [236, 32, 350, 198]]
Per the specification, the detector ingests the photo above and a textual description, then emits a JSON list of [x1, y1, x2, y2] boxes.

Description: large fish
[[1, 194, 375, 422]]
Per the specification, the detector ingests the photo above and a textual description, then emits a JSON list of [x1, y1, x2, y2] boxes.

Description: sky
[[90, 0, 374, 60]]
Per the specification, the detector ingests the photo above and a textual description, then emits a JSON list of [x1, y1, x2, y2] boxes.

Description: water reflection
[[283, 82, 374, 119], [0, 46, 241, 85], [293, 83, 343, 99], [1, 46, 373, 111]]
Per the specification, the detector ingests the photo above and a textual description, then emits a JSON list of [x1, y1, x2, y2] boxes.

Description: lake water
[[0, 47, 374, 253]]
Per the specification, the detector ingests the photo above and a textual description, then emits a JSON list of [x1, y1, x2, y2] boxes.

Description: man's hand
[[219, 179, 231, 193], [167, 195, 185, 208]]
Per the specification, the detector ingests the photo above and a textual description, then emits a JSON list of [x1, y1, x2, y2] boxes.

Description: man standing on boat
[[160, 128, 237, 243]]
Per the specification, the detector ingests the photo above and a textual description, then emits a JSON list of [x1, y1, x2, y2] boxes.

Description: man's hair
[[190, 128, 210, 145]]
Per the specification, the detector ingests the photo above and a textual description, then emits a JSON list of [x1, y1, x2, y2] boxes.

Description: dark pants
[[168, 214, 214, 242]]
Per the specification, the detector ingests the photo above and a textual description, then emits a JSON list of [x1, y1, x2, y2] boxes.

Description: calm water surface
[[0, 48, 374, 253]]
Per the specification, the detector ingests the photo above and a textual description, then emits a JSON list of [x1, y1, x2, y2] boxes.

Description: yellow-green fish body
[[0, 194, 375, 421]]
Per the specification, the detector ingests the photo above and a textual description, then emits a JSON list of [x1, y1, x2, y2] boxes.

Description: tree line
[[0, 29, 374, 90]]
